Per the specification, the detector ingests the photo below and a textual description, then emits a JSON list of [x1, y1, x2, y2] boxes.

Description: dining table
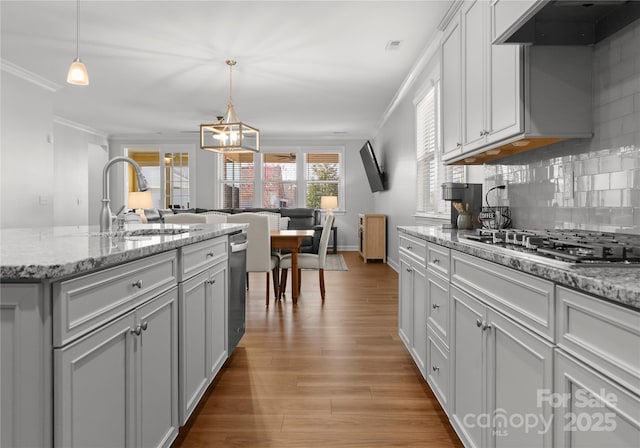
[[270, 229, 315, 304]]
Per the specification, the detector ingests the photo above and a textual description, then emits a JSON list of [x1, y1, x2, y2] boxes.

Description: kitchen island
[[397, 225, 640, 448], [0, 223, 246, 448]]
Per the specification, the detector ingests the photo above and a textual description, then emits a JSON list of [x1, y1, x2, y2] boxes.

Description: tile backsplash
[[485, 19, 640, 235]]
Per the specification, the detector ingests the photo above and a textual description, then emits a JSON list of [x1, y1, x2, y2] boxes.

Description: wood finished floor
[[174, 251, 463, 448]]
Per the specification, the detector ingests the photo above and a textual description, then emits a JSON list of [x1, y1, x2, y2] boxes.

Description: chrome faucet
[[99, 156, 149, 233]]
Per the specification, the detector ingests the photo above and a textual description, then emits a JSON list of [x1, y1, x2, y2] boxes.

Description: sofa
[[143, 207, 322, 253]]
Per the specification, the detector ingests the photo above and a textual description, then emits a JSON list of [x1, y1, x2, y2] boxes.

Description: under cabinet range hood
[[501, 0, 640, 46]]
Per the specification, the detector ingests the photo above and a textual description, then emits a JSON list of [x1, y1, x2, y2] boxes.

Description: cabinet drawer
[[427, 272, 450, 346], [451, 250, 555, 341], [398, 233, 427, 264], [427, 243, 450, 279], [180, 236, 228, 280], [53, 250, 178, 347], [427, 330, 450, 414], [557, 286, 640, 396]]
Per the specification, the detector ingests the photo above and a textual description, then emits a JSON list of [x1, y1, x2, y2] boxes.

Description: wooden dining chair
[[226, 213, 280, 306], [279, 214, 334, 301]]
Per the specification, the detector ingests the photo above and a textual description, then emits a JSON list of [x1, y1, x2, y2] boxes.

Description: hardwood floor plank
[[175, 252, 462, 448]]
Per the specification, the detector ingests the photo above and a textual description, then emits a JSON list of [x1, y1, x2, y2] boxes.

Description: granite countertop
[[398, 225, 640, 311], [0, 223, 247, 281]]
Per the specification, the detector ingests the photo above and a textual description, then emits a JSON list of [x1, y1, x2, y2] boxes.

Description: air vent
[[385, 40, 402, 51]]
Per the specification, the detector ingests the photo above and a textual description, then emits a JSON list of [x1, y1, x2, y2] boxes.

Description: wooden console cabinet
[[358, 214, 386, 263]]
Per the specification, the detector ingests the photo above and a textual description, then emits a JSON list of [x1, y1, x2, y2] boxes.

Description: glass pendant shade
[[67, 58, 89, 85], [200, 60, 259, 153], [67, 0, 89, 86]]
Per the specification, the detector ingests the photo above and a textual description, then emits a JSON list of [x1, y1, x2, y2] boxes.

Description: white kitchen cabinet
[[450, 285, 554, 448], [441, 11, 463, 159], [178, 236, 229, 424], [54, 287, 179, 448], [491, 0, 545, 44], [460, 0, 522, 156], [398, 234, 428, 378], [554, 350, 640, 448], [440, 0, 591, 165], [1, 283, 51, 448]]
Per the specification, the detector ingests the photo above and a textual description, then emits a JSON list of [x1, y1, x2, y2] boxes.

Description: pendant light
[[200, 60, 260, 153], [67, 0, 89, 86]]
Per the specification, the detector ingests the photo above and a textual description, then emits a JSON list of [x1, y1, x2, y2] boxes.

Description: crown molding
[[438, 0, 464, 31], [377, 28, 443, 131], [1, 59, 61, 92], [53, 116, 109, 139]]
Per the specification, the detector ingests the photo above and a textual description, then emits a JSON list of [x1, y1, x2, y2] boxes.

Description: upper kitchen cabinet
[[440, 0, 593, 165], [491, 0, 544, 45], [442, 13, 463, 159]]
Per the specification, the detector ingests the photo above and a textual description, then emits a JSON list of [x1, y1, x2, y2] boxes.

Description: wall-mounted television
[[359, 140, 386, 192]]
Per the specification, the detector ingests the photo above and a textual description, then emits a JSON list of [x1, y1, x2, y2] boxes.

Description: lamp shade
[[128, 191, 153, 209], [320, 196, 338, 210]]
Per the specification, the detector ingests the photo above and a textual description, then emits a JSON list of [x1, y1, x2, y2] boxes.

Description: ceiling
[[1, 1, 453, 142]]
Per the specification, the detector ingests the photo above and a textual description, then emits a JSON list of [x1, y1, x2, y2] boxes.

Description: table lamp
[[320, 196, 338, 217], [128, 191, 153, 223]]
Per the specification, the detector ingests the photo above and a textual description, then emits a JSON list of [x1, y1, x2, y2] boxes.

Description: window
[[415, 81, 464, 215], [218, 148, 344, 210], [304, 152, 340, 209], [263, 153, 297, 208], [128, 149, 190, 209], [220, 153, 255, 208]]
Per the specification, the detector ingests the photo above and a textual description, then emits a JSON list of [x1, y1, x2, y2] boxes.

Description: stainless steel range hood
[[502, 0, 640, 45]]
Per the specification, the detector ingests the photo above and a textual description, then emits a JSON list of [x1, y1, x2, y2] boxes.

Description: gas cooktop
[[460, 229, 640, 268]]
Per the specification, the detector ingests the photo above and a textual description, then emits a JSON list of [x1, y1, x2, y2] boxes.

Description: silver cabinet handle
[[206, 252, 214, 258], [481, 322, 492, 331], [131, 325, 142, 335], [406, 268, 412, 273], [406, 245, 412, 250], [432, 258, 440, 264], [432, 303, 440, 310], [140, 321, 148, 331], [456, 142, 461, 147], [208, 278, 216, 284], [432, 366, 440, 372], [476, 318, 483, 328], [132, 280, 143, 289]]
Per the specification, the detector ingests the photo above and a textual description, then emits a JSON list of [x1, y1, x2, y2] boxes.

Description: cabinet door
[[441, 14, 463, 159], [398, 256, 414, 349], [411, 263, 428, 378], [462, 0, 487, 152], [450, 286, 485, 448], [1, 284, 51, 448], [136, 288, 179, 448], [487, 34, 522, 143], [208, 262, 228, 380], [486, 308, 553, 448], [179, 269, 210, 424], [555, 350, 640, 448], [54, 311, 136, 448]]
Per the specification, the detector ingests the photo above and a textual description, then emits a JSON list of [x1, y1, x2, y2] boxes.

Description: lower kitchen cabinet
[[0, 283, 51, 448], [179, 258, 228, 424], [398, 245, 428, 378], [54, 287, 179, 448], [450, 285, 554, 448], [554, 350, 640, 448]]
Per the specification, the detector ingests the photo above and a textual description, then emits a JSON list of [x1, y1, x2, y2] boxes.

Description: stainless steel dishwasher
[[228, 230, 247, 355]]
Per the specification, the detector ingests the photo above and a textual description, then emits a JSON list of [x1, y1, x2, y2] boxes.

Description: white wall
[[88, 143, 108, 225], [1, 70, 56, 229], [1, 64, 110, 229], [53, 122, 89, 225]]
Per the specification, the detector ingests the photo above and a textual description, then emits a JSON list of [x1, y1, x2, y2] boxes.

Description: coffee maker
[[441, 183, 483, 230]]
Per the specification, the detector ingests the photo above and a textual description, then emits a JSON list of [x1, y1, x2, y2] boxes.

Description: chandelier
[[200, 60, 260, 153]]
